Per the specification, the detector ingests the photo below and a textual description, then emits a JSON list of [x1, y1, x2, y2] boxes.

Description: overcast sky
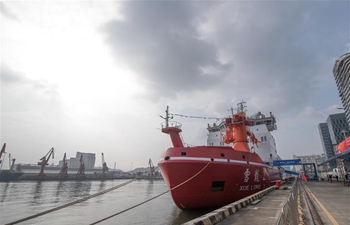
[[1, 1, 349, 171]]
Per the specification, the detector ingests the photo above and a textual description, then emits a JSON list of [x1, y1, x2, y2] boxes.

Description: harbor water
[[0, 179, 213, 225]]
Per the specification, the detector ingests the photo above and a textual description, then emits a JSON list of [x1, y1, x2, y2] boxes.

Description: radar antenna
[[236, 101, 247, 114]]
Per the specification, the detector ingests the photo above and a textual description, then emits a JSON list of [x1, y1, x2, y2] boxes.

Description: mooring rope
[[90, 161, 211, 225], [5, 178, 138, 225]]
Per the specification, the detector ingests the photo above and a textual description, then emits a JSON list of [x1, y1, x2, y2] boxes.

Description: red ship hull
[[158, 146, 281, 210]]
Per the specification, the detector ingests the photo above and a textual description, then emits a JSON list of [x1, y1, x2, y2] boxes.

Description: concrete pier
[[184, 180, 350, 225], [303, 181, 350, 225]]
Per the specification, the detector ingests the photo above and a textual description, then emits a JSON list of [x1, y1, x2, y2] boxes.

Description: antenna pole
[[165, 106, 169, 127], [160, 105, 173, 127], [228, 107, 234, 115], [237, 101, 247, 114]]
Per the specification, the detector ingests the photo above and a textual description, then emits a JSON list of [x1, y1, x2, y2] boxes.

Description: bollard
[[276, 180, 281, 188]]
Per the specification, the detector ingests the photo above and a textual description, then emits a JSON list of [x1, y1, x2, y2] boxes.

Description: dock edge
[[183, 185, 276, 225]]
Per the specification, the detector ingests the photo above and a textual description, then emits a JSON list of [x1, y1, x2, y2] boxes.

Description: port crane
[[8, 153, 16, 171], [148, 159, 155, 177], [76, 155, 85, 178], [0, 143, 6, 168], [58, 153, 68, 179], [101, 153, 108, 177], [38, 148, 54, 177]]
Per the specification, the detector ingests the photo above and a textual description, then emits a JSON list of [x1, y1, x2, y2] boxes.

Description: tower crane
[[76, 155, 85, 178], [58, 153, 68, 179], [38, 148, 54, 177], [101, 153, 108, 177], [148, 159, 155, 177]]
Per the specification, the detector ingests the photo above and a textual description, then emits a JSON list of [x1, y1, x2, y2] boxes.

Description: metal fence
[[276, 179, 302, 225]]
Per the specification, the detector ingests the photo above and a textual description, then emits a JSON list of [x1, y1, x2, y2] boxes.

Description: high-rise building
[[318, 123, 335, 166], [326, 113, 349, 145], [333, 53, 350, 126], [319, 113, 349, 167]]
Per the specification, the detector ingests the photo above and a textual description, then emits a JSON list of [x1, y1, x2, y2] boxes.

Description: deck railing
[[160, 121, 182, 129]]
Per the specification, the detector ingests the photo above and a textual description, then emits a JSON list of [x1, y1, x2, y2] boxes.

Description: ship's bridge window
[[261, 136, 264, 142]]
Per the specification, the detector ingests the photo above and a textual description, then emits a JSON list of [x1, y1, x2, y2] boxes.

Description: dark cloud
[[197, 1, 349, 113], [100, 1, 231, 100], [1, 2, 19, 21], [101, 1, 348, 114]]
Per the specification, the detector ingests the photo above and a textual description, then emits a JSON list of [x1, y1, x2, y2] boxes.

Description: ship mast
[[236, 101, 247, 114], [160, 106, 183, 148], [160, 106, 173, 128]]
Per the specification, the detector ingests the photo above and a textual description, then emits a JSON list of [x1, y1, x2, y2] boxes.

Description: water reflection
[[70, 181, 92, 198], [31, 181, 43, 204], [55, 181, 65, 203], [146, 180, 154, 196], [98, 180, 106, 192], [168, 205, 216, 225], [1, 179, 216, 225], [0, 183, 10, 202]]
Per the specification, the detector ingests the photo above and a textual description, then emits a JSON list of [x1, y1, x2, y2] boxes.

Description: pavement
[[218, 186, 291, 225], [183, 180, 350, 225], [184, 183, 293, 225], [303, 181, 350, 225]]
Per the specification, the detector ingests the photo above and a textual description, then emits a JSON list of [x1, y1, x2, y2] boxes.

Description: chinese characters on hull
[[240, 168, 263, 191]]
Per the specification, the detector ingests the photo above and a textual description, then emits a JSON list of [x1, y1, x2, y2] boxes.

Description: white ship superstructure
[[207, 111, 281, 164]]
